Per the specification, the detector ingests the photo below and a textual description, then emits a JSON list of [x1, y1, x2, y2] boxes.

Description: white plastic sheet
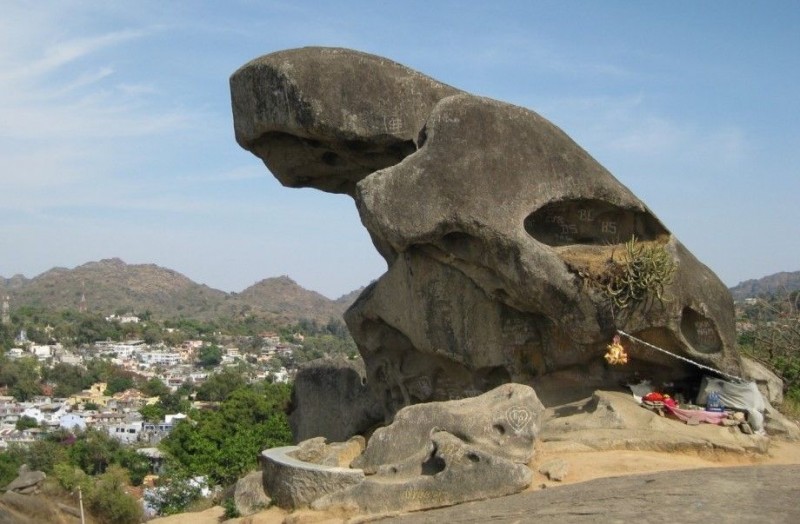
[[696, 376, 766, 431]]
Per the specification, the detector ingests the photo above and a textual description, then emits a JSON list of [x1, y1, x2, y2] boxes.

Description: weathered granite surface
[[379, 465, 800, 524], [260, 445, 365, 509], [231, 47, 746, 425], [288, 358, 382, 442]]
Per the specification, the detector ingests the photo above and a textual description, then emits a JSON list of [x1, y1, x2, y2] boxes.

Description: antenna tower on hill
[[78, 281, 87, 313]]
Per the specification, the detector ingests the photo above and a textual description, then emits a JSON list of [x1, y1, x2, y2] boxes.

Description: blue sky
[[1, 1, 798, 299]]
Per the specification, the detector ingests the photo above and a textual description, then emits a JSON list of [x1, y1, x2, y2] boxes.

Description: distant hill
[[237, 276, 352, 324], [0, 259, 363, 323], [334, 285, 367, 307], [729, 271, 800, 301]]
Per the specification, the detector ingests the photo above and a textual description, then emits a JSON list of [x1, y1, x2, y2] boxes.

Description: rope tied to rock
[[615, 329, 745, 383]]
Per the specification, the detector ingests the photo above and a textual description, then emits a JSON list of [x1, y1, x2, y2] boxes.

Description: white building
[[5, 348, 25, 360], [108, 422, 144, 444], [105, 314, 141, 324], [59, 413, 87, 431], [29, 345, 53, 361], [140, 351, 181, 367], [95, 340, 146, 359]]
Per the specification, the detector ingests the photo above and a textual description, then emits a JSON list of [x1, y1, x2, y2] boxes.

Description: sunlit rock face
[[231, 47, 742, 421]]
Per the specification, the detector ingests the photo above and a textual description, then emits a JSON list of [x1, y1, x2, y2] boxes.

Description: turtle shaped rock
[[231, 47, 743, 422]]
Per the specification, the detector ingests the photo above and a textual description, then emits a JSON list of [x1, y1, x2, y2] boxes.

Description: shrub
[[85, 465, 143, 524], [738, 292, 800, 414], [144, 468, 205, 516], [223, 497, 241, 519]]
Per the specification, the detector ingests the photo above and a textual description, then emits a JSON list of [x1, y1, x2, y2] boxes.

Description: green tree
[[0, 449, 24, 488], [161, 390, 192, 414], [195, 368, 246, 401], [15, 415, 39, 430], [42, 363, 92, 397], [53, 463, 91, 493], [0, 357, 41, 401], [104, 373, 135, 395], [739, 292, 800, 408], [297, 333, 358, 362], [161, 382, 292, 485], [139, 377, 170, 398], [197, 344, 222, 368], [139, 403, 166, 423], [0, 323, 14, 352], [142, 324, 163, 345], [68, 428, 122, 476], [7, 438, 69, 474], [76, 315, 121, 345]]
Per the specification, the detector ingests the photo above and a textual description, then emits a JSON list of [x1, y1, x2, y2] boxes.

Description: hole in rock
[[466, 452, 480, 463], [421, 447, 446, 476], [493, 424, 506, 435], [680, 307, 722, 354], [417, 125, 428, 148], [524, 199, 668, 247], [321, 151, 340, 165]]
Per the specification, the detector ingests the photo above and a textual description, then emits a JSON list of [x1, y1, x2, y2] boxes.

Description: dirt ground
[[148, 437, 800, 524], [529, 438, 800, 490]]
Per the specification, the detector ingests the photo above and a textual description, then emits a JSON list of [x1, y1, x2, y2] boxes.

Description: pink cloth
[[664, 405, 725, 425]]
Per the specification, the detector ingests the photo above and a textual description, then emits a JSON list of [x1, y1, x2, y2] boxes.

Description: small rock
[[3, 466, 46, 493], [233, 470, 272, 517], [538, 458, 570, 482]]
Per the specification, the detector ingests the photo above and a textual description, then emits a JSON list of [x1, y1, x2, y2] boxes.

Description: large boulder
[[316, 384, 541, 514], [312, 431, 532, 515], [231, 47, 744, 422], [233, 470, 272, 517], [741, 356, 784, 405], [2, 465, 45, 494], [262, 384, 541, 514], [288, 357, 383, 442], [352, 383, 543, 473]]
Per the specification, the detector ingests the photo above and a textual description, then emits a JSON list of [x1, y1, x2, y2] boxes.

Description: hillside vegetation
[[0, 259, 358, 323]]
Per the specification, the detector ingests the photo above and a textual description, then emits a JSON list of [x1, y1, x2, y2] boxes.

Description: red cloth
[[664, 405, 725, 425]]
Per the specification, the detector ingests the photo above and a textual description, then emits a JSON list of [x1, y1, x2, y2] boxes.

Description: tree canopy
[[161, 381, 292, 485]]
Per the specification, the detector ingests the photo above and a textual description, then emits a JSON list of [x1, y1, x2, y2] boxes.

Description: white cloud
[[0, 28, 144, 88], [0, 5, 201, 215]]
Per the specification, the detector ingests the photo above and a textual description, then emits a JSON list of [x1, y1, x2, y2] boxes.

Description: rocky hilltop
[[0, 258, 356, 323], [730, 270, 800, 301]]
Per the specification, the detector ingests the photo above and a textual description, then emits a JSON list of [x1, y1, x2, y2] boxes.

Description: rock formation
[[2, 465, 46, 495], [261, 384, 542, 513], [231, 46, 744, 425], [289, 358, 382, 443]]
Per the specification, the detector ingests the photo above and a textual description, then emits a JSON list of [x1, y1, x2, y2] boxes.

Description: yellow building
[[67, 382, 111, 408]]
